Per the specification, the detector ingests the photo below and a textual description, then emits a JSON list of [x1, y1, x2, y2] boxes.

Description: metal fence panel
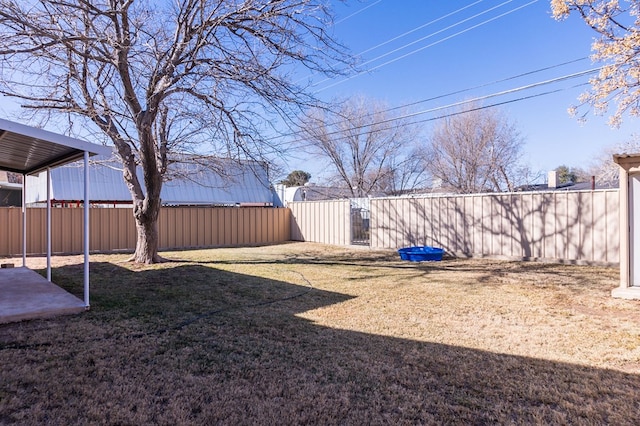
[[289, 200, 350, 246], [0, 206, 290, 256], [368, 190, 619, 264]]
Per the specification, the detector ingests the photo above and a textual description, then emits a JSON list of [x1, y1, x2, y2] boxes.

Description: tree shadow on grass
[[0, 261, 638, 425], [190, 250, 617, 293]]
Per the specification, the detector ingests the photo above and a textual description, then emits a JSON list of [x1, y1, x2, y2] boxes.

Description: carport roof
[[0, 117, 111, 175]]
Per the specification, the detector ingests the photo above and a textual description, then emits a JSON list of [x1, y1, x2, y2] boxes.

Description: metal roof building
[[26, 154, 276, 207]]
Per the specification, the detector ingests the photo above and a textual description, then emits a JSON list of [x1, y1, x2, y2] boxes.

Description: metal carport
[[0, 117, 111, 319]]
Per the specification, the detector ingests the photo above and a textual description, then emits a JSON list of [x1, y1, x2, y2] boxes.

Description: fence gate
[[350, 198, 370, 245]]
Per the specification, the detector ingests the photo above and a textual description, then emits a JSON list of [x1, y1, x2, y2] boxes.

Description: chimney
[[548, 170, 558, 189]]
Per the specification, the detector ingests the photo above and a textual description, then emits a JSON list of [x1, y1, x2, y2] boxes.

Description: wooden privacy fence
[[0, 207, 290, 256], [290, 190, 620, 264]]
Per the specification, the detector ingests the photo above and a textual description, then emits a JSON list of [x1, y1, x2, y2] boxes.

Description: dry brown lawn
[[1, 242, 640, 425]]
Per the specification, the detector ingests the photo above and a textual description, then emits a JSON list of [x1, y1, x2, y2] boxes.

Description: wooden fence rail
[[0, 207, 291, 256]]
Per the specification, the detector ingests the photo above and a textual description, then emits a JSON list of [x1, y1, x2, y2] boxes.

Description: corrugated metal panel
[[161, 164, 272, 205], [0, 118, 111, 174], [368, 190, 620, 264], [290, 191, 620, 263], [0, 207, 291, 255], [289, 200, 351, 246], [25, 157, 274, 205]]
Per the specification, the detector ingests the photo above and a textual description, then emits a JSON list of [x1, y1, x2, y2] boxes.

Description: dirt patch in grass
[[1, 243, 639, 424]]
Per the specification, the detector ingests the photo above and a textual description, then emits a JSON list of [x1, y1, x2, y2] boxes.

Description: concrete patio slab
[[0, 266, 86, 324]]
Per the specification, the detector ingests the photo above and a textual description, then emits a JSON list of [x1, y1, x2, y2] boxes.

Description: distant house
[[274, 184, 351, 205], [274, 183, 386, 206], [515, 170, 618, 193], [0, 171, 21, 207], [25, 154, 278, 207]]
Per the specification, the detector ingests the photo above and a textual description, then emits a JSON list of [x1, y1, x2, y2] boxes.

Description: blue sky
[[0, 0, 636, 185], [286, 0, 640, 183]]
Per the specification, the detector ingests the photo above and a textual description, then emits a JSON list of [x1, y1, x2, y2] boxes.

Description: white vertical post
[[613, 154, 640, 299], [630, 175, 640, 286], [83, 151, 90, 308], [21, 173, 26, 267], [46, 167, 51, 281], [619, 166, 630, 289]]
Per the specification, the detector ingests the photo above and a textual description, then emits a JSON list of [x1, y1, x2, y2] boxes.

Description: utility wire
[[294, 0, 386, 84], [382, 57, 589, 113], [268, 59, 592, 144], [334, 0, 385, 25], [309, 0, 509, 88], [298, 0, 492, 85], [385, 68, 599, 123], [278, 83, 587, 159], [389, 84, 588, 130], [253, 76, 589, 163], [355, 0, 487, 57], [351, 0, 516, 71], [280, 68, 600, 149], [316, 0, 540, 91]]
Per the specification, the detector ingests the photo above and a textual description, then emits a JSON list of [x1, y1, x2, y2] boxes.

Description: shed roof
[[26, 155, 275, 206], [0, 118, 110, 174]]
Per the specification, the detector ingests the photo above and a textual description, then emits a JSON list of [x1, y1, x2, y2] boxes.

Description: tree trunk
[[132, 205, 163, 264], [127, 111, 165, 264]]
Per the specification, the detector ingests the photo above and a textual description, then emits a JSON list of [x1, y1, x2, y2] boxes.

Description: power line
[[374, 57, 589, 114], [314, 0, 540, 91], [353, 0, 517, 70], [293, 0, 386, 85], [299, 0, 501, 87], [400, 84, 588, 128], [355, 0, 487, 57], [271, 58, 590, 143], [278, 84, 584, 161], [334, 0, 385, 25], [391, 68, 599, 122], [279, 67, 599, 148]]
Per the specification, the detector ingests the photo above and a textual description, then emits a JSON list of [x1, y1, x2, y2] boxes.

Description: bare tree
[[425, 104, 525, 194], [0, 0, 350, 263], [588, 134, 640, 186], [552, 0, 640, 126], [299, 96, 425, 197], [372, 150, 427, 196]]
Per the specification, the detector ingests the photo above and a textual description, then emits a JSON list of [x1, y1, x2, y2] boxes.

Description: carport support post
[[83, 151, 89, 308], [613, 154, 640, 299], [46, 167, 51, 281], [21, 173, 26, 267]]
